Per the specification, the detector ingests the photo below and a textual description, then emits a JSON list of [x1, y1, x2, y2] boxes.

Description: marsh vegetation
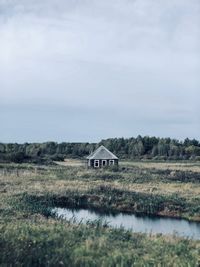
[[0, 161, 200, 266]]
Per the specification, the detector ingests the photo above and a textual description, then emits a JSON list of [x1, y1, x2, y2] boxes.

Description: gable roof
[[87, 145, 118, 160]]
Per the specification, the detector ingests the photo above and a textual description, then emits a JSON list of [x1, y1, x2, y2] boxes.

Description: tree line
[[0, 136, 200, 163]]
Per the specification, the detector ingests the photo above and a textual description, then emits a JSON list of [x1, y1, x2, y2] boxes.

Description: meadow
[[0, 161, 200, 266]]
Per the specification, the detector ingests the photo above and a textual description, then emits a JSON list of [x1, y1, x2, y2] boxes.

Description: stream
[[53, 207, 200, 240]]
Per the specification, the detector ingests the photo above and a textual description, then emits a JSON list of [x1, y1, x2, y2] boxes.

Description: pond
[[53, 207, 200, 240]]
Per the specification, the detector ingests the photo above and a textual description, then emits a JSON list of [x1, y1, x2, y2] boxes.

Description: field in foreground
[[0, 161, 200, 266]]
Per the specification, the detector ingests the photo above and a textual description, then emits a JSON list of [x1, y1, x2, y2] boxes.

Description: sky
[[0, 0, 200, 143]]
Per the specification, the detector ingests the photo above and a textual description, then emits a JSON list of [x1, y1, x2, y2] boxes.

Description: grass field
[[0, 161, 200, 266]]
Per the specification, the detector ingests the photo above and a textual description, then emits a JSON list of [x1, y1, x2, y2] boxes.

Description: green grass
[[1, 220, 200, 267], [0, 161, 200, 266]]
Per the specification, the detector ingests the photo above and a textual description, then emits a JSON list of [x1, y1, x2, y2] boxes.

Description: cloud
[[0, 0, 199, 142]]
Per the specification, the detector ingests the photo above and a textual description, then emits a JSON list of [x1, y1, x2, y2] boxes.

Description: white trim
[[94, 160, 99, 168], [109, 160, 115, 166], [102, 160, 107, 166]]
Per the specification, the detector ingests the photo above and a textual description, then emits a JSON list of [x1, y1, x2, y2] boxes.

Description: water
[[53, 207, 200, 240]]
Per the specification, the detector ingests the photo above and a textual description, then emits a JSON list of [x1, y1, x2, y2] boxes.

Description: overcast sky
[[0, 0, 200, 143]]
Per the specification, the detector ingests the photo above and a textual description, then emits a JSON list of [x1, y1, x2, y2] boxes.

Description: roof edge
[[87, 145, 118, 160]]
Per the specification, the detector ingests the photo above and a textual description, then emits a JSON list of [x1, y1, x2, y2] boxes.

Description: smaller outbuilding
[[86, 145, 118, 168]]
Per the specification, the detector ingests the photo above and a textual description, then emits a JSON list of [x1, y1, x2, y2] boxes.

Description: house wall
[[88, 159, 118, 168]]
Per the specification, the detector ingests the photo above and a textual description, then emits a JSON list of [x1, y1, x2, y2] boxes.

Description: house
[[86, 145, 118, 168]]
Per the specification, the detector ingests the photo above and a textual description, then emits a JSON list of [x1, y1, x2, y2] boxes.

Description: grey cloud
[[0, 0, 199, 142], [1, 103, 199, 143]]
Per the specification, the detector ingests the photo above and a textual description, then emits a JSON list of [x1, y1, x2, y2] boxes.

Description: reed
[[0, 161, 200, 266]]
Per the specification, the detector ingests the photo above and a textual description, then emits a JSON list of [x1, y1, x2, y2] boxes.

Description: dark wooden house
[[86, 145, 118, 168]]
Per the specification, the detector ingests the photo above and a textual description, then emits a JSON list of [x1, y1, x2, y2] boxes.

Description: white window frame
[[102, 160, 107, 167], [94, 160, 99, 168], [109, 160, 115, 166]]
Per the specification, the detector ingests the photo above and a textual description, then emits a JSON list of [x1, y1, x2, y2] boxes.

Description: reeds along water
[[53, 206, 200, 240], [1, 162, 200, 266]]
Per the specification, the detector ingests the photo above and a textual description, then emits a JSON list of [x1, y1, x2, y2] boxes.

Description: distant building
[[86, 145, 118, 168]]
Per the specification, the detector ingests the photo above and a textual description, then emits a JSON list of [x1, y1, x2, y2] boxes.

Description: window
[[102, 160, 107, 166], [94, 160, 99, 168], [109, 160, 115, 166]]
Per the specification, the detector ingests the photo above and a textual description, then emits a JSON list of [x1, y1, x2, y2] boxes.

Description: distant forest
[[0, 136, 200, 163]]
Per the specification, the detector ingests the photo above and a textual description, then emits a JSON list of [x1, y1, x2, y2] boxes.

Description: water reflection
[[53, 207, 200, 240]]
